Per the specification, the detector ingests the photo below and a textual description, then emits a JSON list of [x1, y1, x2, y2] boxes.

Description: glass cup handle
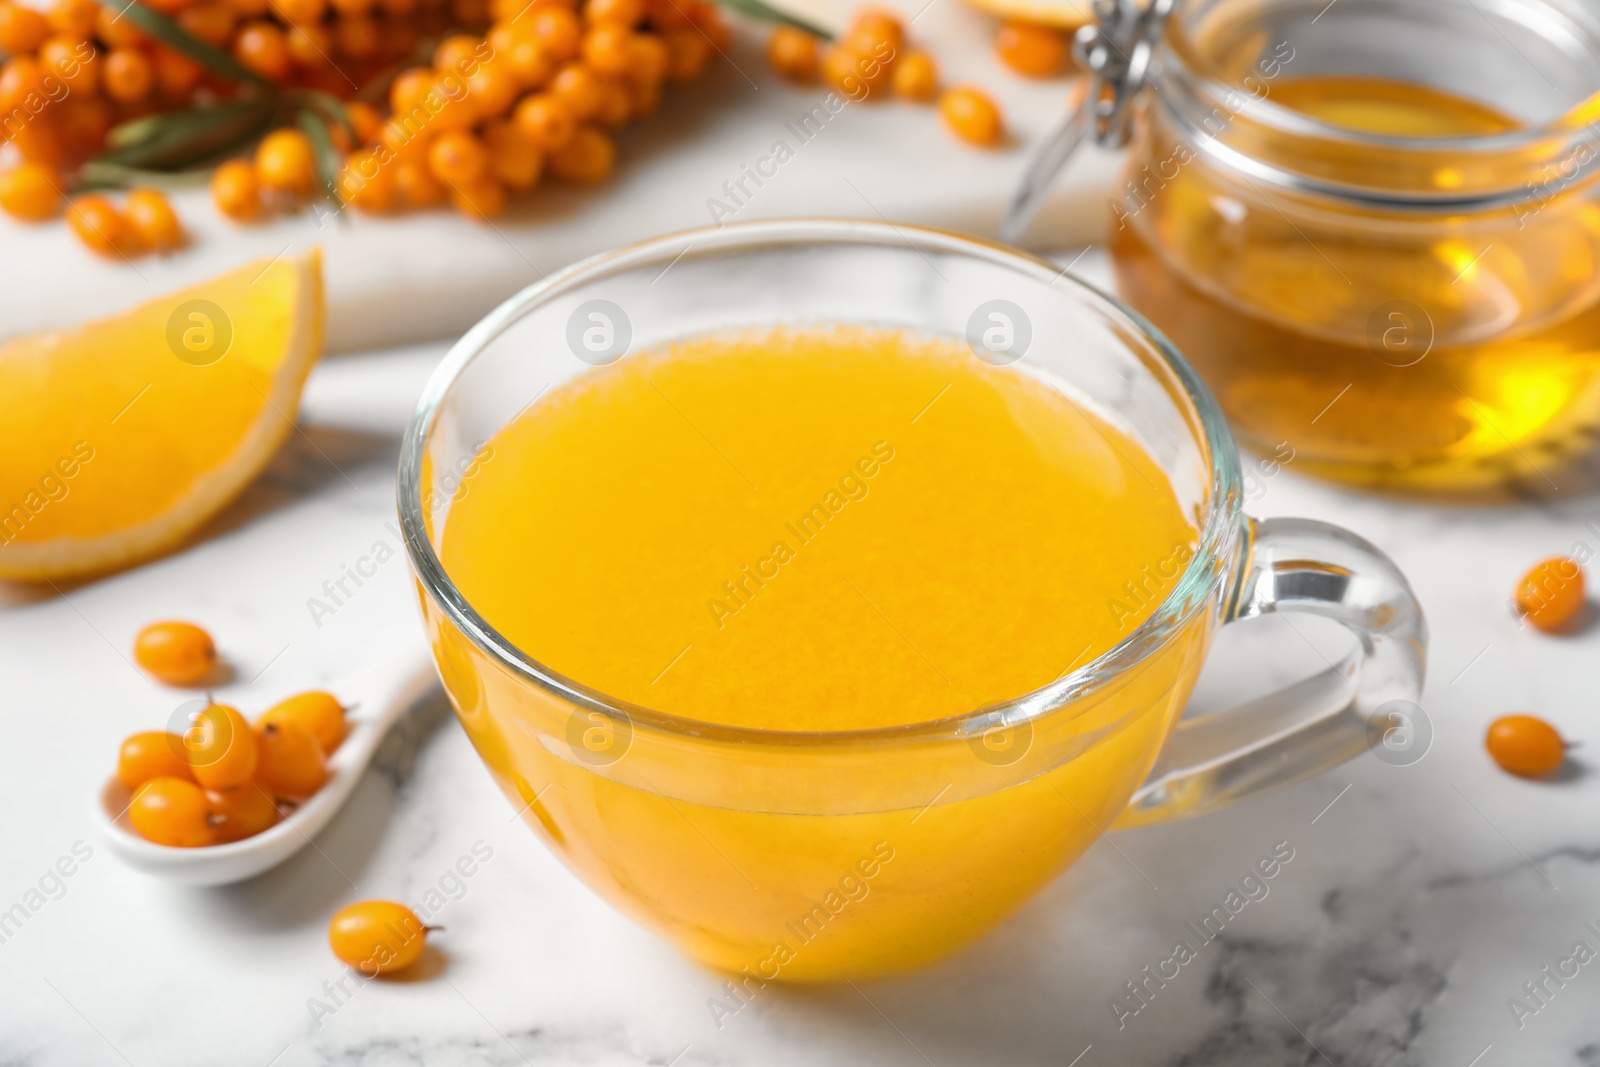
[[1112, 516, 1428, 830]]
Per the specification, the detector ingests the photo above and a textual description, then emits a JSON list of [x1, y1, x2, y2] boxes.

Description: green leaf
[[91, 0, 274, 88], [284, 88, 356, 145], [94, 99, 274, 171], [74, 161, 214, 191], [296, 108, 346, 207], [715, 0, 832, 39]]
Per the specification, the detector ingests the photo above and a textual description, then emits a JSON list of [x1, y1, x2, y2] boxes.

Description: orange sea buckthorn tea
[[436, 327, 1206, 978], [405, 222, 1427, 981]]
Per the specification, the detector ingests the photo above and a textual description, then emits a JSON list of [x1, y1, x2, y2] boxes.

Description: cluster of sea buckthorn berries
[[331, 0, 726, 218], [0, 0, 726, 245], [1478, 555, 1589, 779], [764, 8, 1004, 147], [121, 620, 346, 847]]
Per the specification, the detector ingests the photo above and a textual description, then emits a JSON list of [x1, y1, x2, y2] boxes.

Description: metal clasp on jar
[[1000, 0, 1177, 245]]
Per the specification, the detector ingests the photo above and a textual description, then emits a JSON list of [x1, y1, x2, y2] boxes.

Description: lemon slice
[[0, 250, 324, 581], [955, 0, 1088, 28]]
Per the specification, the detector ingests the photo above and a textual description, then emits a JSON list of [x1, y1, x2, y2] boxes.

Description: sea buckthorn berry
[[0, 2, 50, 54], [394, 159, 446, 205], [186, 702, 259, 790], [67, 194, 135, 256], [338, 148, 398, 211], [0, 163, 63, 222], [548, 122, 612, 181], [208, 785, 280, 842], [130, 777, 215, 847], [124, 187, 184, 251], [530, 5, 580, 60], [664, 29, 708, 82], [484, 120, 541, 188], [939, 85, 1003, 145], [428, 128, 491, 185], [47, 0, 96, 38], [276, 0, 325, 22], [253, 719, 328, 797], [233, 20, 291, 79], [330, 0, 375, 14], [1515, 556, 1586, 633], [995, 19, 1065, 77], [154, 46, 204, 95], [59, 97, 112, 154], [256, 127, 317, 199], [515, 88, 576, 150], [465, 60, 520, 117], [10, 118, 66, 166], [765, 26, 817, 83], [1486, 714, 1567, 778], [503, 36, 552, 87], [259, 690, 346, 754], [211, 158, 263, 219], [580, 23, 634, 75], [2, 56, 50, 109], [287, 22, 333, 67], [178, 1, 236, 45], [116, 731, 194, 789], [450, 174, 506, 218], [426, 73, 478, 130], [390, 66, 434, 113], [434, 32, 481, 73], [585, 0, 640, 24], [848, 7, 902, 49], [329, 900, 434, 975], [103, 48, 155, 102], [95, 4, 147, 48], [822, 47, 882, 100], [892, 49, 936, 101], [629, 31, 667, 88], [38, 35, 97, 92], [548, 60, 603, 118]]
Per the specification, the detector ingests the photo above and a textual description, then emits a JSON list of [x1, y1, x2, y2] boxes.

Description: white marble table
[[3, 254, 1598, 1067]]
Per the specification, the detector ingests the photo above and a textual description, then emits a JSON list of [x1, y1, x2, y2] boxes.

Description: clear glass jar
[[1107, 0, 1600, 489]]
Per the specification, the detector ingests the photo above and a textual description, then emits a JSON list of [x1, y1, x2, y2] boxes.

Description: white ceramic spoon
[[96, 646, 440, 887]]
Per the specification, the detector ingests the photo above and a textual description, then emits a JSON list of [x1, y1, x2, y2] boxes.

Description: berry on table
[[0, 162, 63, 222], [133, 620, 218, 685], [939, 85, 1003, 146], [256, 128, 318, 199], [328, 900, 435, 974], [212, 158, 264, 220], [124, 187, 185, 252], [1515, 555, 1586, 633], [1486, 714, 1567, 778]]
